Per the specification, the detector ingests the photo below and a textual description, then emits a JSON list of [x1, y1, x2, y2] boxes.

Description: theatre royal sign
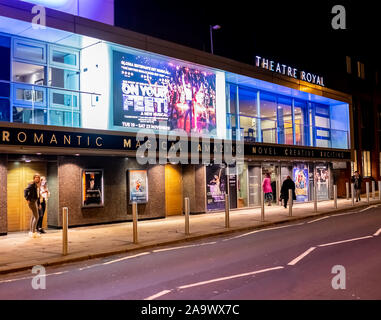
[[255, 56, 325, 86]]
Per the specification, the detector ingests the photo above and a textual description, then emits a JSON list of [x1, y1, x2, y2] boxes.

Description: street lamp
[[210, 24, 221, 54]]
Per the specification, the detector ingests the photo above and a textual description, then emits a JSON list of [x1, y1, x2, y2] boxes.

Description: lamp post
[[210, 24, 221, 54]]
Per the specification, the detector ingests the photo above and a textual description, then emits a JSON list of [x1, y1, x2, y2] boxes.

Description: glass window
[[362, 151, 371, 177], [12, 106, 47, 125], [0, 36, 10, 81], [260, 92, 277, 143], [12, 62, 46, 85], [277, 96, 293, 145], [0, 83, 10, 98], [294, 99, 308, 146], [13, 106, 32, 124], [51, 90, 79, 109], [49, 110, 79, 128], [0, 98, 10, 122], [13, 39, 46, 63], [49, 68, 79, 90], [52, 50, 77, 66], [239, 87, 258, 117]]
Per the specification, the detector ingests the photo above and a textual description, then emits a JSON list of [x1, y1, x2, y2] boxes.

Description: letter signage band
[[0, 126, 351, 161], [255, 55, 325, 86]]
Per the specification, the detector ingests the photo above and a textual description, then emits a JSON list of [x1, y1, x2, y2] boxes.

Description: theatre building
[[0, 0, 353, 235]]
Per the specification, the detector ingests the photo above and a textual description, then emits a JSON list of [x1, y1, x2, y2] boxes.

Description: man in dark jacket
[[24, 174, 41, 237], [351, 171, 362, 202], [280, 176, 296, 208]]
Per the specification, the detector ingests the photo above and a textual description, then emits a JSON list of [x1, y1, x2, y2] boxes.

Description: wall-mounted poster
[[206, 164, 227, 211], [82, 169, 104, 207], [315, 164, 329, 200], [128, 169, 148, 204], [293, 167, 308, 202], [113, 50, 217, 133]]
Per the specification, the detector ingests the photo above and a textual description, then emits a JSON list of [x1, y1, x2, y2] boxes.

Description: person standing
[[351, 171, 363, 202], [24, 174, 41, 238], [280, 176, 296, 208], [262, 173, 273, 206], [37, 176, 50, 234]]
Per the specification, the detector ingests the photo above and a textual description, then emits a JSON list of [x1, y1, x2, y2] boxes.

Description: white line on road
[[0, 270, 69, 284], [287, 247, 316, 266], [307, 216, 331, 224], [359, 205, 379, 212], [102, 252, 150, 265], [177, 266, 284, 289], [152, 242, 217, 253], [373, 228, 381, 236], [222, 223, 305, 242], [144, 289, 172, 300], [318, 236, 374, 247]]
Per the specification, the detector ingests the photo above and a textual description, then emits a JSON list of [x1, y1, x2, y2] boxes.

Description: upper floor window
[[13, 39, 46, 64], [357, 61, 365, 79]]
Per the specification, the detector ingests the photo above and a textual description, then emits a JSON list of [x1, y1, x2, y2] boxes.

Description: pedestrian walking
[[24, 173, 41, 238], [280, 176, 296, 208], [37, 176, 50, 234], [351, 171, 363, 202], [262, 173, 273, 206]]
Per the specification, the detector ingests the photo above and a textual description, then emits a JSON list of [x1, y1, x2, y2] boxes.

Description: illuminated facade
[[0, 0, 353, 234]]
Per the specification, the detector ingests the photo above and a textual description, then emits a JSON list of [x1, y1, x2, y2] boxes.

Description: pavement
[[0, 194, 380, 275]]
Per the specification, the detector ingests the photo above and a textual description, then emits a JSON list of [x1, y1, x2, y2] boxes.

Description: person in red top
[[262, 173, 273, 206]]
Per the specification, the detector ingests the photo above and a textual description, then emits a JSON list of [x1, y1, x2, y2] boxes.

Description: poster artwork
[[293, 167, 308, 202], [82, 169, 103, 207], [206, 165, 226, 211], [129, 169, 148, 204]]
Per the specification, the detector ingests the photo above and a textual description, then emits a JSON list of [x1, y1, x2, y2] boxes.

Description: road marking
[[373, 228, 381, 236], [359, 205, 379, 212], [222, 223, 305, 242], [144, 289, 172, 300], [0, 270, 69, 284], [102, 252, 150, 265], [177, 266, 284, 289], [307, 216, 331, 224], [318, 236, 373, 247], [153, 242, 216, 253], [287, 247, 316, 266]]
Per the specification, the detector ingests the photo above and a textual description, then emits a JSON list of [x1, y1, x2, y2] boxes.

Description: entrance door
[[262, 163, 280, 204], [7, 162, 47, 232], [165, 164, 183, 216]]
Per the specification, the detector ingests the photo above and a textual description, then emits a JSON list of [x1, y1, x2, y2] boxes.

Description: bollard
[[225, 193, 230, 228], [366, 181, 370, 203], [379, 181, 381, 201], [132, 202, 138, 244], [333, 185, 337, 209], [288, 189, 292, 217], [372, 181, 376, 200], [184, 197, 190, 234], [346, 182, 349, 200], [260, 191, 265, 222], [62, 207, 68, 256], [351, 183, 355, 206], [314, 184, 317, 212]]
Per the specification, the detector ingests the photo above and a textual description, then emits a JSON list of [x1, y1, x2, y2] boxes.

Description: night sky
[[114, 0, 379, 85]]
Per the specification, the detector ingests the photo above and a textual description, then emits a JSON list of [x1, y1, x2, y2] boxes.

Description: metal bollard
[[62, 207, 68, 256], [372, 181, 376, 200], [288, 189, 293, 217], [333, 185, 337, 209], [260, 191, 265, 222], [132, 202, 138, 244], [346, 182, 349, 200], [379, 181, 381, 201], [351, 183, 355, 206], [314, 184, 317, 212], [184, 197, 190, 234], [366, 181, 370, 203], [225, 193, 230, 228]]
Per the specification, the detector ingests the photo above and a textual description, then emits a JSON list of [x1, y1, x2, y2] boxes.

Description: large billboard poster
[[82, 169, 104, 207], [293, 167, 308, 202], [206, 164, 227, 211], [113, 50, 217, 133]]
